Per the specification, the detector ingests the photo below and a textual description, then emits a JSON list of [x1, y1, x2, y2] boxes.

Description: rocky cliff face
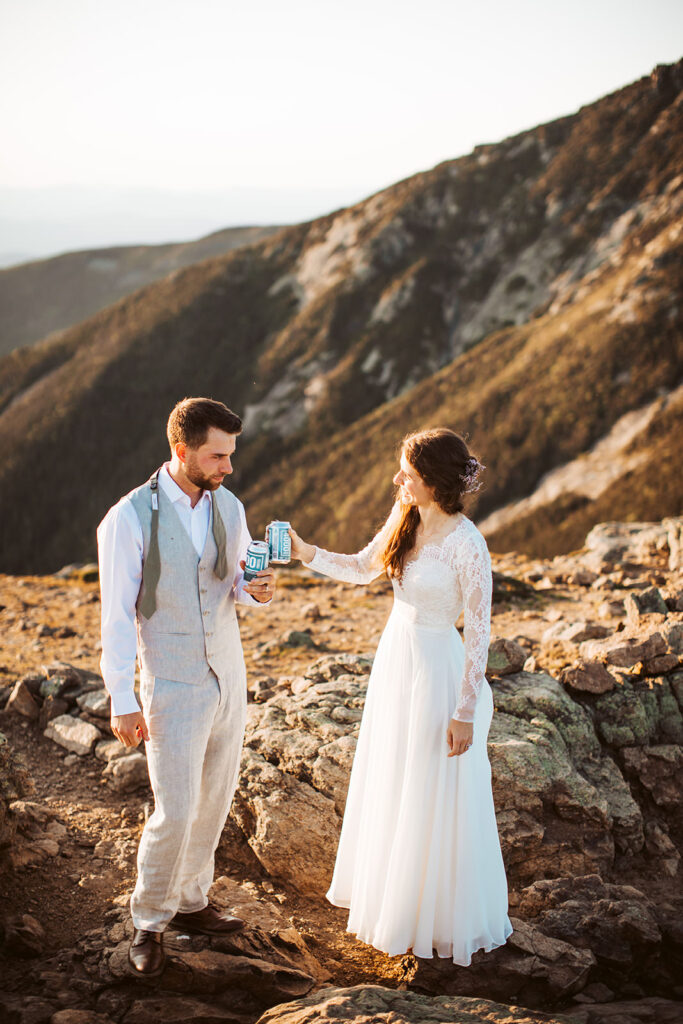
[[0, 62, 681, 573]]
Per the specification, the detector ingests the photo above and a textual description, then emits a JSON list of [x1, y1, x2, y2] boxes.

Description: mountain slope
[[0, 225, 280, 356], [0, 61, 681, 574], [241, 191, 683, 554]]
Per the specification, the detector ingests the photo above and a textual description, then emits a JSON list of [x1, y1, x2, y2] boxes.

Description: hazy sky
[[1, 0, 681, 258]]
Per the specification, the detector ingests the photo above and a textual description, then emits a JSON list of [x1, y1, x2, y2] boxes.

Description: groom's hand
[[112, 711, 149, 748], [241, 560, 276, 603]]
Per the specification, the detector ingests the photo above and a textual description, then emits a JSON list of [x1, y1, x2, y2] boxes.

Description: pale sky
[[1, 0, 681, 259]]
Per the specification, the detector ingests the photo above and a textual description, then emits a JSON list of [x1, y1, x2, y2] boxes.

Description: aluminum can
[[267, 520, 292, 564], [243, 540, 269, 581]]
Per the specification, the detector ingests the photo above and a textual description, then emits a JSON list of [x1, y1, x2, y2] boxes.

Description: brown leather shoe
[[128, 928, 165, 977], [170, 902, 245, 935]]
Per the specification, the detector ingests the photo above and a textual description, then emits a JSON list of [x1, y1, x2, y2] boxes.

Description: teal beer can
[[244, 540, 269, 581], [267, 521, 291, 564]]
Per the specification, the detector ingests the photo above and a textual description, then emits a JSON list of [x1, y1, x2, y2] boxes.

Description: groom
[[97, 397, 275, 977]]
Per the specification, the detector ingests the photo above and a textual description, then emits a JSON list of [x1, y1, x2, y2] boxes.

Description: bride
[[289, 427, 512, 965]]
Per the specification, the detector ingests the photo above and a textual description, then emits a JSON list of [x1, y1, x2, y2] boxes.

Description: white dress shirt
[[98, 464, 264, 716]]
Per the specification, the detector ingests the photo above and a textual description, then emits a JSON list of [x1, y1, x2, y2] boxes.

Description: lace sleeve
[[304, 504, 399, 585], [452, 526, 492, 723]]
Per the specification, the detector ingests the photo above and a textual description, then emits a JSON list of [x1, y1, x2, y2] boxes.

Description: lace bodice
[[305, 512, 492, 722]]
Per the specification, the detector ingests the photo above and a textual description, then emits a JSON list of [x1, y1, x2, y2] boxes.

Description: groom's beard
[[184, 456, 224, 492]]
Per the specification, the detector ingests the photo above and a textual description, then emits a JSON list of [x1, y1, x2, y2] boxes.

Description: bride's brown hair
[[381, 428, 481, 580]]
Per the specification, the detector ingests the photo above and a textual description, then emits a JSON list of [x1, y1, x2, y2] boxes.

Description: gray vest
[[128, 478, 245, 688]]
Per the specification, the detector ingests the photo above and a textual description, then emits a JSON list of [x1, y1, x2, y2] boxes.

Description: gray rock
[[579, 632, 666, 667], [645, 653, 680, 675], [514, 875, 661, 968], [583, 522, 670, 571], [401, 918, 594, 1007], [560, 660, 616, 694], [570, 999, 683, 1024], [7, 680, 40, 720], [542, 621, 611, 644], [39, 695, 70, 729], [304, 653, 373, 679], [0, 913, 45, 957], [621, 745, 683, 809], [94, 739, 130, 763], [280, 629, 318, 649], [644, 821, 680, 876], [16, 997, 57, 1023], [15, 673, 45, 697], [597, 599, 625, 620], [486, 638, 527, 675], [103, 751, 148, 791], [249, 676, 278, 703], [255, 985, 579, 1023], [231, 749, 340, 896], [592, 676, 683, 748], [39, 676, 71, 700], [107, 941, 314, 1002], [489, 672, 642, 880], [122, 998, 242, 1023], [51, 1011, 113, 1024], [662, 621, 683, 654], [625, 587, 668, 625], [43, 714, 101, 755], [76, 690, 110, 719], [664, 516, 683, 571]]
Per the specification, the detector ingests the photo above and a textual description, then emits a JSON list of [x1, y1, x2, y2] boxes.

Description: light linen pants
[[131, 668, 247, 932]]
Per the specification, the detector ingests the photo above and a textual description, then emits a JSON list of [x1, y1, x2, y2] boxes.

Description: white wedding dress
[[305, 511, 512, 965]]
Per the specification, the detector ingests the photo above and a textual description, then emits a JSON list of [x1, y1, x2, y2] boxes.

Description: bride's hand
[[447, 719, 473, 757], [288, 526, 316, 564]]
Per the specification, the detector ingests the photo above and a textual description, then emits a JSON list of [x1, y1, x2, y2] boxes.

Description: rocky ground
[[0, 518, 682, 1024]]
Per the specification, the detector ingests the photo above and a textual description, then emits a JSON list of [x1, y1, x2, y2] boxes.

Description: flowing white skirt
[[327, 602, 513, 965]]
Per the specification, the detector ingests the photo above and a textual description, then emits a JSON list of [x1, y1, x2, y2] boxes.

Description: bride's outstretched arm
[[290, 505, 399, 586]]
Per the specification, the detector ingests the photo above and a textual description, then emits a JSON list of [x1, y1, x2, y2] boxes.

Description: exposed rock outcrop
[[255, 985, 579, 1023]]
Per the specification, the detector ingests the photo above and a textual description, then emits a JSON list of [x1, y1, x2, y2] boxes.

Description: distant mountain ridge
[[0, 225, 281, 356], [0, 60, 681, 574]]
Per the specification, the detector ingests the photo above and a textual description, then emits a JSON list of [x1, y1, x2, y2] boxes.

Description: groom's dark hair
[[167, 397, 242, 451]]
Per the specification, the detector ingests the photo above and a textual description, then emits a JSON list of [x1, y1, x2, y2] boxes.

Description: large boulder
[[231, 749, 340, 896], [255, 985, 579, 1023], [489, 672, 643, 882], [514, 875, 662, 974], [231, 658, 664, 894], [99, 890, 321, 1018], [400, 918, 594, 1007], [228, 654, 372, 895], [589, 676, 683, 749]]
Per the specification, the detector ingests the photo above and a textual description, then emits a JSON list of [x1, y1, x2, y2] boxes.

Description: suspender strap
[[138, 469, 161, 619]]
